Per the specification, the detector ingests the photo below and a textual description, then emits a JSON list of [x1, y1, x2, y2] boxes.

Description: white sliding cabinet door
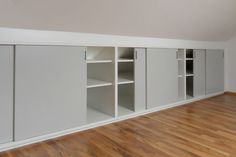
[[0, 46, 13, 144], [193, 49, 206, 97], [134, 48, 146, 111], [206, 50, 224, 94], [147, 48, 178, 108], [15, 46, 87, 141]]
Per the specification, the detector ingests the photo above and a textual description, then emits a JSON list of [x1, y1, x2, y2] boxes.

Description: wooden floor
[[1, 94, 236, 157]]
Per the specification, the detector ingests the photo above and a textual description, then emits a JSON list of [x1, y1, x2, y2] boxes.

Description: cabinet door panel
[[0, 46, 13, 144], [15, 46, 86, 141], [194, 49, 206, 97], [206, 50, 224, 94], [147, 48, 178, 108], [134, 48, 146, 111]]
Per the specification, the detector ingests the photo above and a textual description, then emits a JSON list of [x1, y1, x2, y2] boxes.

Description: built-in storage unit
[[117, 48, 146, 116], [15, 46, 87, 141], [147, 48, 178, 108], [86, 47, 115, 123], [0, 46, 14, 144], [0, 41, 225, 151], [206, 50, 224, 94]]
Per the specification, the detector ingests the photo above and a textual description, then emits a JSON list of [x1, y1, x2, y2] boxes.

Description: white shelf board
[[118, 105, 134, 117], [186, 73, 194, 77], [86, 59, 112, 63], [186, 95, 194, 100], [118, 73, 134, 85], [178, 75, 183, 78], [87, 106, 113, 124], [186, 58, 194, 60], [177, 58, 183, 61], [87, 78, 112, 88], [118, 59, 134, 63]]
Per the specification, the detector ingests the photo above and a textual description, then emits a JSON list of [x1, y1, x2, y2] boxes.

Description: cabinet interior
[[86, 47, 115, 124]]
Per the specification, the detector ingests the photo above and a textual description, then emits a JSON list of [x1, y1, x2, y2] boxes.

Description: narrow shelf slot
[[87, 106, 113, 124], [87, 78, 112, 88], [86, 60, 112, 64], [186, 49, 194, 58], [118, 73, 134, 85], [118, 84, 134, 117]]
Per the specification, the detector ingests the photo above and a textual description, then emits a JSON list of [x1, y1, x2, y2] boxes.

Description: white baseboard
[[0, 91, 224, 152]]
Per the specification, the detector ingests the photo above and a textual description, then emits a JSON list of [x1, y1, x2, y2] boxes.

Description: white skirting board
[[0, 91, 224, 152]]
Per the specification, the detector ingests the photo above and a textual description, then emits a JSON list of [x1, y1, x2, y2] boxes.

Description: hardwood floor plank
[[1, 94, 236, 157]]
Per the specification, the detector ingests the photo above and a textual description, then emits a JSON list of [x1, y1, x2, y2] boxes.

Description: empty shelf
[[87, 78, 112, 88], [118, 73, 134, 84], [87, 106, 113, 124], [86, 60, 112, 63], [118, 59, 134, 62], [118, 105, 134, 117]]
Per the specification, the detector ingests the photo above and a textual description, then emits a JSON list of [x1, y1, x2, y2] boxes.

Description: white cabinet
[[147, 48, 178, 108], [206, 50, 224, 94], [15, 46, 87, 141], [0, 46, 13, 144], [194, 49, 206, 97], [134, 48, 146, 111]]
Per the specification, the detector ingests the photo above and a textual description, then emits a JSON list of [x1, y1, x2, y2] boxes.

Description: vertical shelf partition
[[86, 47, 116, 124], [177, 49, 185, 101]]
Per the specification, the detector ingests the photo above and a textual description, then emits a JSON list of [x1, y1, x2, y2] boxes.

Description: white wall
[[225, 37, 236, 92]]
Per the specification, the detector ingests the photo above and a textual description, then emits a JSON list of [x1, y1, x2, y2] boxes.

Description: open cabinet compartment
[[118, 84, 135, 116], [186, 60, 194, 76], [186, 76, 194, 99], [87, 47, 115, 124], [118, 47, 134, 62], [186, 49, 194, 58], [117, 47, 135, 116], [86, 47, 114, 63]]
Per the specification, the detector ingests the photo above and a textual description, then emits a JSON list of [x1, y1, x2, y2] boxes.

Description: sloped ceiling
[[0, 0, 236, 41]]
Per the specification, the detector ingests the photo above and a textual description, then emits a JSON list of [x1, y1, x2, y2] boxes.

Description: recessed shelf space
[[186, 60, 194, 75], [118, 73, 134, 84], [118, 47, 134, 60], [86, 46, 115, 124], [86, 47, 114, 63], [186, 49, 194, 59], [118, 84, 134, 116], [87, 86, 115, 124], [118, 61, 134, 85], [186, 76, 194, 99], [87, 78, 112, 88]]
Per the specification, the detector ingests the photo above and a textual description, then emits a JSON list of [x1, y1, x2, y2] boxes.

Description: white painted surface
[[0, 1, 236, 41], [206, 50, 224, 94], [225, 37, 236, 92], [0, 28, 225, 49], [0, 46, 13, 144], [15, 46, 87, 141]]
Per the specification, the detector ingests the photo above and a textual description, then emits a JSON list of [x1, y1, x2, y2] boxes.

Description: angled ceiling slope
[[0, 0, 236, 41]]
